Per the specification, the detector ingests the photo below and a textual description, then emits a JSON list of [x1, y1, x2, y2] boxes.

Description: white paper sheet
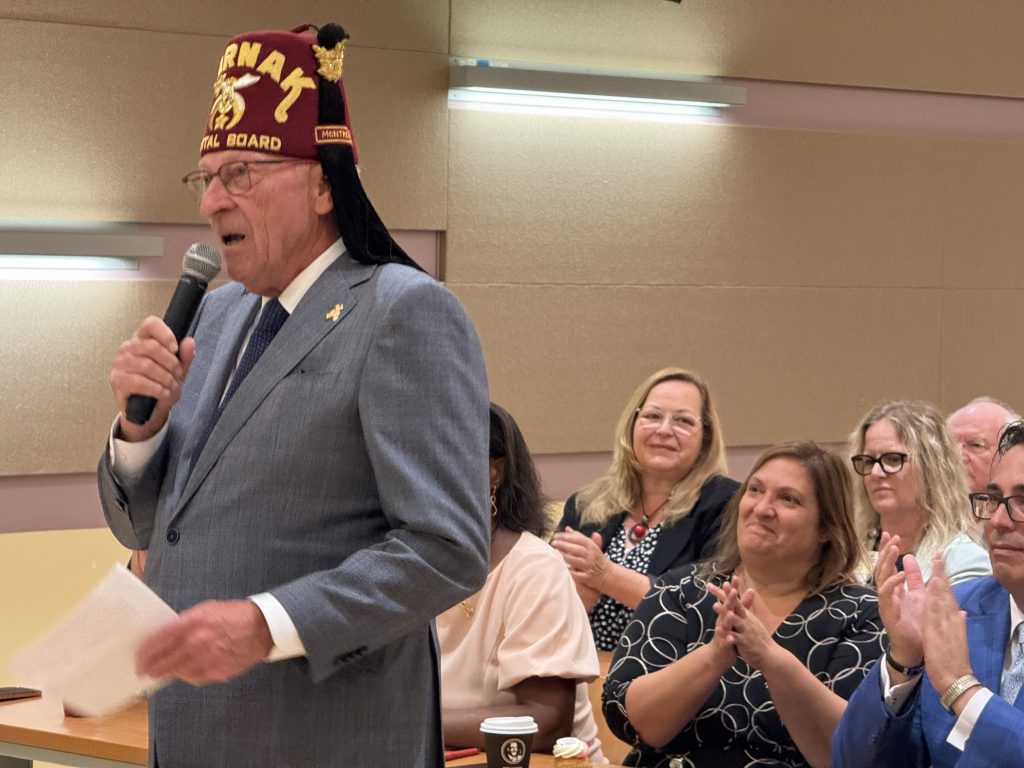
[[9, 563, 177, 717]]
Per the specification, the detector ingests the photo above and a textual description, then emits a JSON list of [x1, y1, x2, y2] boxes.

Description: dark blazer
[[832, 576, 1024, 768], [558, 474, 739, 578]]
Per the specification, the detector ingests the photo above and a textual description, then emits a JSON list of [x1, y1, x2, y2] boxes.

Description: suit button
[[166, 528, 180, 545]]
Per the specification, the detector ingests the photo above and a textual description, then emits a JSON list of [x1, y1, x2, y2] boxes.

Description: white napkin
[[9, 563, 176, 717]]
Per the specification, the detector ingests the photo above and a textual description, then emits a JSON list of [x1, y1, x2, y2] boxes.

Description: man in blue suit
[[832, 420, 1024, 767]]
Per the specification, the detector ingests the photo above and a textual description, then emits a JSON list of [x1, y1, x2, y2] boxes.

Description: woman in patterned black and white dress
[[603, 442, 885, 768], [552, 367, 739, 652]]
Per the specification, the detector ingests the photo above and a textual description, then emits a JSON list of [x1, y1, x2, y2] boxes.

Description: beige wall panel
[[347, 48, 449, 230], [452, 284, 940, 452], [940, 290, 1024, 414], [2, 19, 216, 224], [942, 140, 1024, 289], [0, 0, 447, 53], [2, 19, 446, 228], [451, 0, 1024, 97], [0, 281, 176, 476], [447, 111, 946, 288]]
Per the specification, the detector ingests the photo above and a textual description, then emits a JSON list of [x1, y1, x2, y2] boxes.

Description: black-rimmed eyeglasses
[[850, 452, 908, 476], [969, 492, 1024, 523], [181, 159, 316, 203]]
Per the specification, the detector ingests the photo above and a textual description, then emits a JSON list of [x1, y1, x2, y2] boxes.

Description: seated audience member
[[832, 420, 1024, 768], [850, 400, 989, 585], [947, 396, 1019, 493], [604, 442, 885, 768], [552, 368, 739, 651], [437, 403, 605, 760]]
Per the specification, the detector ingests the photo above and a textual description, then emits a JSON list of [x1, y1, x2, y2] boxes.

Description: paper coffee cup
[[479, 716, 537, 768]]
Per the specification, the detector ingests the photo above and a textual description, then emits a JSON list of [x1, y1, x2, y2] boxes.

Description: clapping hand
[[707, 576, 755, 669], [875, 533, 926, 675], [710, 575, 780, 671], [551, 527, 611, 592], [922, 554, 973, 694]]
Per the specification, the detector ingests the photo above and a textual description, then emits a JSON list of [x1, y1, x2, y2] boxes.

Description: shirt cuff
[[249, 592, 307, 661], [880, 657, 922, 712], [946, 687, 992, 751], [108, 415, 168, 480]]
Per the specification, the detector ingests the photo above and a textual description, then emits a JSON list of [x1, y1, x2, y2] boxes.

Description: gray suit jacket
[[98, 256, 490, 767]]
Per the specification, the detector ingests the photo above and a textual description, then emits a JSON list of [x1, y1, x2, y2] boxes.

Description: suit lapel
[[172, 290, 259, 502], [967, 579, 1010, 694], [647, 517, 695, 575], [173, 259, 374, 515]]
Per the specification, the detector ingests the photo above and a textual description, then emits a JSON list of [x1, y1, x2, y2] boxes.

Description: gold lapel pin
[[325, 303, 344, 322]]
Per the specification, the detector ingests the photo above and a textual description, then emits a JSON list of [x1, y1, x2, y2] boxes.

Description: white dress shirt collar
[[260, 238, 346, 313]]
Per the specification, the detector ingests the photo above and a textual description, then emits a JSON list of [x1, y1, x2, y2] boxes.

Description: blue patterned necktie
[[1001, 623, 1024, 705], [188, 299, 289, 475]]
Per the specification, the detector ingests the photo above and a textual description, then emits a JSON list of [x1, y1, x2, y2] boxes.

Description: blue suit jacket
[[831, 576, 1024, 767]]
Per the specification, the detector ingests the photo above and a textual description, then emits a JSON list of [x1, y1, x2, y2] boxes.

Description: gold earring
[[490, 488, 498, 517]]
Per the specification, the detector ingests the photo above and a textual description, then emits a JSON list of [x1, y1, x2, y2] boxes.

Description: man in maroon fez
[[99, 22, 490, 767]]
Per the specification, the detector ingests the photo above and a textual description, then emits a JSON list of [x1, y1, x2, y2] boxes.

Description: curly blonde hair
[[849, 399, 978, 562], [575, 367, 728, 528]]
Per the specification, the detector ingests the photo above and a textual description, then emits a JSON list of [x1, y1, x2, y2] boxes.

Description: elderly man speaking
[[98, 22, 489, 768]]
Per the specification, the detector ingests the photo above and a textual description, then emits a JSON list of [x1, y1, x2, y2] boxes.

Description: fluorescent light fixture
[[0, 255, 137, 270], [0, 224, 163, 272], [449, 58, 745, 121]]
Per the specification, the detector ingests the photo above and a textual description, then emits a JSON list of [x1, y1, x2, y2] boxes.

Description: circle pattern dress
[[602, 564, 885, 767]]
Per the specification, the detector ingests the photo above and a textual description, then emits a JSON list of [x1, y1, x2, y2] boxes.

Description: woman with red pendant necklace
[[552, 368, 739, 652]]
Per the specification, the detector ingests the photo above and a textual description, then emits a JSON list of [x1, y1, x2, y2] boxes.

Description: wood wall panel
[[940, 290, 1024, 413], [452, 284, 941, 453], [941, 141, 1024, 290], [1, 19, 447, 229], [0, 281, 176, 475], [451, 0, 1024, 97], [0, 0, 447, 53], [447, 111, 947, 288]]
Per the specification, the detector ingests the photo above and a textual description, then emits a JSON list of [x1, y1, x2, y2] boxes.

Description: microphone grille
[[182, 243, 222, 281]]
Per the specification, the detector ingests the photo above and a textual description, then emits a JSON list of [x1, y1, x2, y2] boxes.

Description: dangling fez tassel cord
[[628, 495, 671, 545]]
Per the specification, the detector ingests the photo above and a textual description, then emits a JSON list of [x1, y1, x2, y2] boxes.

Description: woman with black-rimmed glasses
[[848, 399, 990, 585]]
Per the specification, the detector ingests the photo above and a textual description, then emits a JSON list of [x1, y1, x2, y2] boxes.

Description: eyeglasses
[[850, 452, 908, 476], [635, 407, 701, 434], [969, 492, 1024, 523], [181, 159, 315, 203]]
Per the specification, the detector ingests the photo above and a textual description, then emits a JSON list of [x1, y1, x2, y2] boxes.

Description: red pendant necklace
[[628, 495, 670, 545]]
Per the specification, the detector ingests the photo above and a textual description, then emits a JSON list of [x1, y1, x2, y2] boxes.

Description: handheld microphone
[[125, 243, 222, 425]]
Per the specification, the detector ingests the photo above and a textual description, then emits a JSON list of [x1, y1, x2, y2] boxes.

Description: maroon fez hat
[[200, 24, 356, 161]]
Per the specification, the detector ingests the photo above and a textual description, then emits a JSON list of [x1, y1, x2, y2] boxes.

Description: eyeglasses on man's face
[[635, 407, 700, 434], [850, 452, 908, 476], [181, 159, 315, 204], [969, 491, 1024, 523]]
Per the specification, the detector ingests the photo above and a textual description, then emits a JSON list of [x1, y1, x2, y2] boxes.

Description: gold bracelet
[[939, 674, 981, 713], [595, 562, 613, 590]]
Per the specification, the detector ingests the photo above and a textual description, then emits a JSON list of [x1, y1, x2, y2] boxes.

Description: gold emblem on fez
[[208, 72, 261, 131], [313, 41, 345, 82], [325, 304, 344, 322]]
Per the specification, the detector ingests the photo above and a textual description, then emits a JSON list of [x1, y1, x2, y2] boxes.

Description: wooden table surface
[[0, 699, 612, 767], [0, 696, 147, 765]]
